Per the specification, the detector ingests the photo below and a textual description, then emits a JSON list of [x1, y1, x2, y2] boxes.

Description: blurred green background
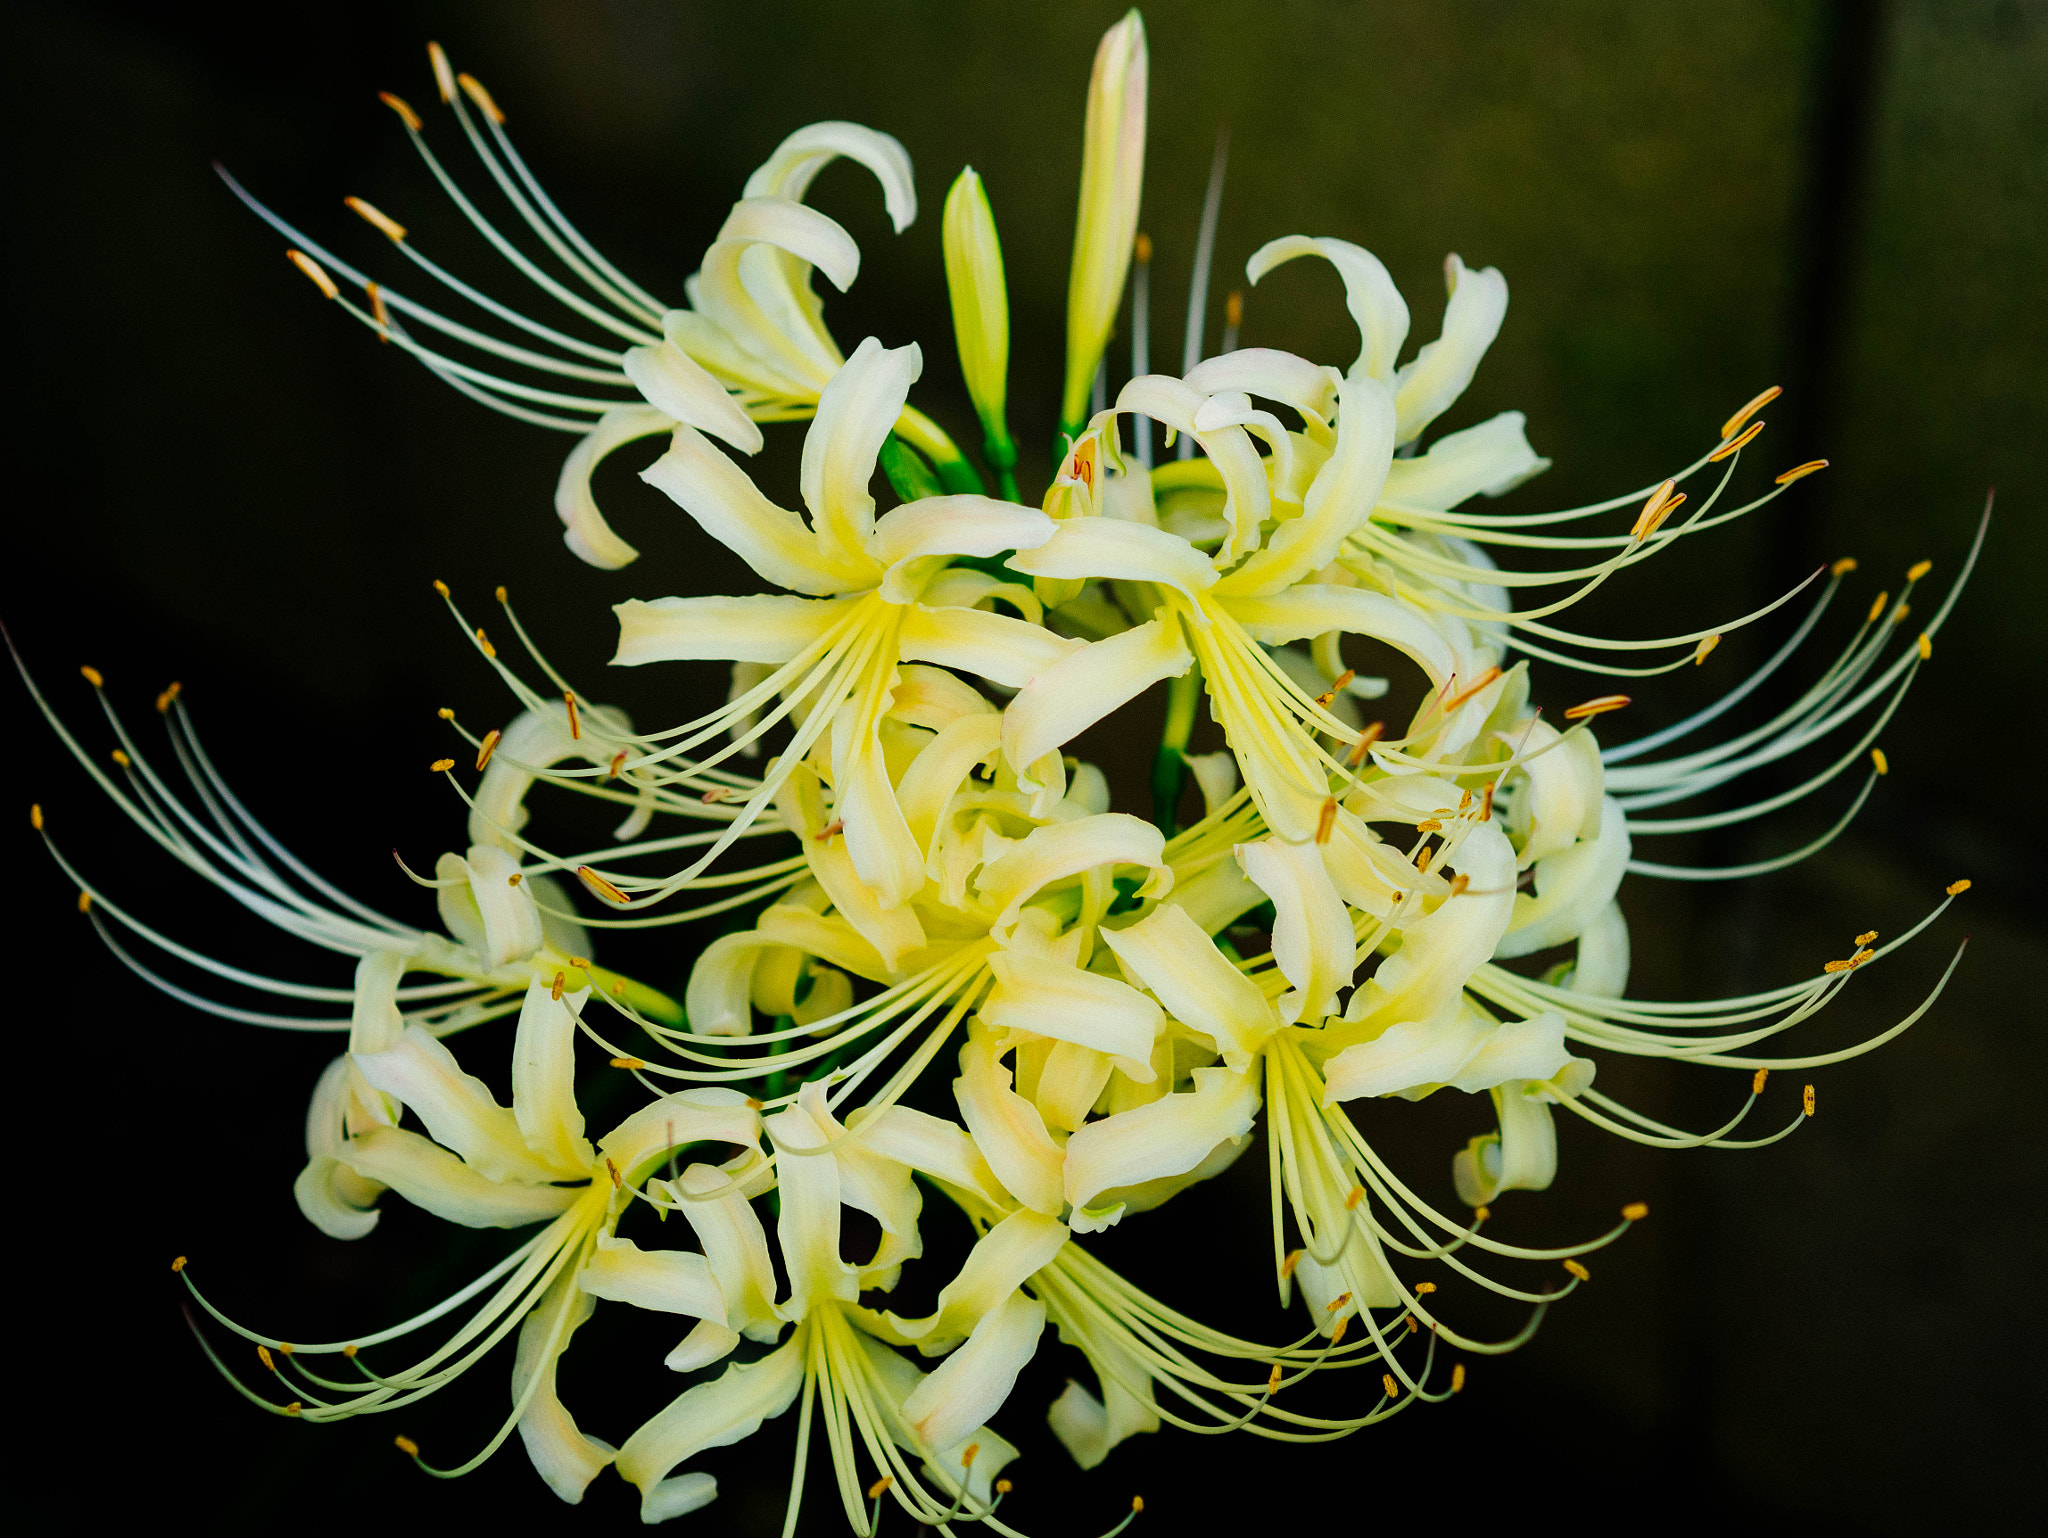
[[4, 1, 2042, 1532]]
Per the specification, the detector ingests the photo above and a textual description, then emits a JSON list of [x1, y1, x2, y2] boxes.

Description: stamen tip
[[29, 803, 43, 831], [378, 90, 424, 132], [427, 42, 456, 102], [1945, 878, 1971, 897], [1621, 1201, 1649, 1221], [394, 1434, 421, 1458], [1830, 556, 1859, 575], [1563, 1259, 1590, 1281], [285, 248, 339, 300], [456, 71, 506, 123], [429, 758, 455, 774], [1803, 1083, 1816, 1117], [1451, 1362, 1467, 1393], [1869, 747, 1889, 776], [343, 195, 407, 243], [79, 664, 104, 688], [170, 1254, 187, 1273], [1906, 559, 1932, 581]]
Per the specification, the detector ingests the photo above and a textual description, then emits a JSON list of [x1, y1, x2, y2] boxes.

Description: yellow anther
[[1346, 719, 1386, 766], [578, 866, 631, 905], [1406, 1313, 1420, 1334], [77, 891, 92, 914], [1803, 1084, 1816, 1116], [428, 757, 455, 773], [1631, 478, 1677, 539], [1946, 878, 1971, 897], [1329, 1316, 1349, 1346], [564, 691, 581, 739], [1632, 490, 1685, 540], [1132, 1497, 1146, 1514], [1830, 556, 1859, 576], [1325, 1292, 1353, 1312], [437, 707, 455, 721], [365, 281, 392, 341], [1706, 417, 1766, 462], [378, 91, 423, 131], [1314, 668, 1356, 707], [432, 579, 450, 597], [1416, 818, 1443, 834], [1447, 873, 1470, 897], [1344, 1185, 1364, 1210], [1413, 1281, 1436, 1295], [550, 970, 565, 1001], [1775, 459, 1828, 485], [257, 1345, 276, 1371], [1315, 797, 1338, 845], [1891, 602, 1911, 625], [868, 1476, 894, 1499], [474, 627, 496, 658], [284, 1401, 303, 1417], [344, 195, 407, 242], [394, 1435, 420, 1458], [1721, 384, 1782, 441], [1622, 1201, 1649, 1221], [1451, 1363, 1467, 1393], [1458, 788, 1473, 810], [995, 1479, 1013, 1496], [1907, 559, 1932, 581], [610, 1056, 646, 1070], [427, 41, 456, 102], [1444, 665, 1504, 712], [1693, 633, 1721, 665], [1479, 783, 1495, 822], [1753, 1067, 1770, 1094], [507, 872, 522, 887], [1916, 632, 1932, 660], [1855, 930, 1878, 947], [80, 665, 104, 688], [111, 749, 130, 769], [745, 1097, 765, 1110], [342, 1343, 358, 1358], [475, 729, 501, 770], [701, 785, 732, 803], [156, 680, 182, 713], [568, 955, 592, 971], [1565, 693, 1631, 721], [1473, 1206, 1491, 1223], [1870, 748, 1888, 775], [170, 1254, 187, 1272], [1279, 1249, 1302, 1280], [1133, 230, 1152, 262], [814, 818, 846, 842], [278, 1342, 295, 1356], [1563, 1259, 1590, 1281], [286, 249, 339, 299], [1383, 1373, 1400, 1398], [1225, 290, 1244, 327], [1414, 844, 1434, 874], [1823, 959, 1853, 974], [29, 804, 43, 831], [457, 72, 506, 123], [605, 1157, 622, 1188], [961, 1443, 980, 1469], [494, 585, 508, 603]]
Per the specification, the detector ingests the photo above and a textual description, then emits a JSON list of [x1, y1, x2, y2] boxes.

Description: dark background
[[5, 1, 2044, 1532]]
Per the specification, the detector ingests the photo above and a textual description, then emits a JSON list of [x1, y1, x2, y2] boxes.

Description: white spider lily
[[227, 45, 980, 570], [610, 336, 1072, 910], [615, 1082, 1023, 1529], [183, 979, 766, 1505]]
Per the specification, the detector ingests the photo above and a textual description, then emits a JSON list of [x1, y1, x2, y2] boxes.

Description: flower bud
[[1061, 9, 1147, 437], [943, 167, 1017, 490]]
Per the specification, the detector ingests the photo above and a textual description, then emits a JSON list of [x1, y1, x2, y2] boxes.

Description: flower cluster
[[26, 13, 1977, 1532]]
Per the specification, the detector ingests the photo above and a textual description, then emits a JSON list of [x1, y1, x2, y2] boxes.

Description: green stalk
[[895, 404, 986, 495], [1150, 662, 1202, 835]]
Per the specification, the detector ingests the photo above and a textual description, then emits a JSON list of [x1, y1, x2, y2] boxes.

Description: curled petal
[[1247, 235, 1410, 382], [1063, 1066, 1261, 1213], [744, 120, 918, 233], [555, 405, 672, 569]]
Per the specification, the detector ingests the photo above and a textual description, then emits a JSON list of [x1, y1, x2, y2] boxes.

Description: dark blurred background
[[4, 1, 2043, 1532]]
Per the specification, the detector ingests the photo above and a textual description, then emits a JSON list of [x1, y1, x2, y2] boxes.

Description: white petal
[[1237, 836, 1353, 1024], [825, 693, 930, 916], [1446, 1010, 1574, 1094], [685, 931, 769, 1038], [1381, 411, 1548, 510], [642, 1473, 719, 1523], [354, 1024, 570, 1183], [554, 405, 672, 569], [1220, 582, 1460, 685], [1246, 235, 1410, 381], [983, 951, 1163, 1064], [1100, 903, 1274, 1071], [976, 815, 1168, 941], [1006, 517, 1218, 604], [600, 1088, 764, 1187], [1000, 618, 1191, 772], [512, 980, 594, 1172], [623, 340, 762, 453], [897, 712, 1002, 857], [851, 1104, 1013, 1211], [615, 1332, 807, 1511], [869, 496, 1056, 602], [1495, 797, 1631, 958], [745, 120, 917, 233], [612, 592, 860, 666], [766, 1100, 857, 1311], [1345, 821, 1517, 1038], [579, 1232, 726, 1321], [719, 195, 861, 292], [1063, 1066, 1260, 1212], [338, 1126, 580, 1228], [640, 426, 857, 594], [513, 1265, 615, 1505], [436, 845, 545, 969], [804, 336, 917, 572], [1183, 346, 1339, 424], [1392, 255, 1509, 444], [663, 1161, 782, 1340], [953, 1029, 1065, 1214], [903, 1291, 1045, 1455], [1569, 900, 1631, 997], [899, 603, 1084, 689]]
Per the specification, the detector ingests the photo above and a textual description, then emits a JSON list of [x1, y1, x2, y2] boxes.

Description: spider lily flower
[[1062, 9, 1148, 439], [184, 978, 767, 1504], [608, 336, 1074, 909], [228, 44, 981, 569], [616, 1082, 1024, 1528]]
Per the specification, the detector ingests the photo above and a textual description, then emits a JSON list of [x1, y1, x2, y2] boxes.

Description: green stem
[[982, 429, 1020, 503], [1150, 663, 1202, 835], [895, 404, 985, 495]]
